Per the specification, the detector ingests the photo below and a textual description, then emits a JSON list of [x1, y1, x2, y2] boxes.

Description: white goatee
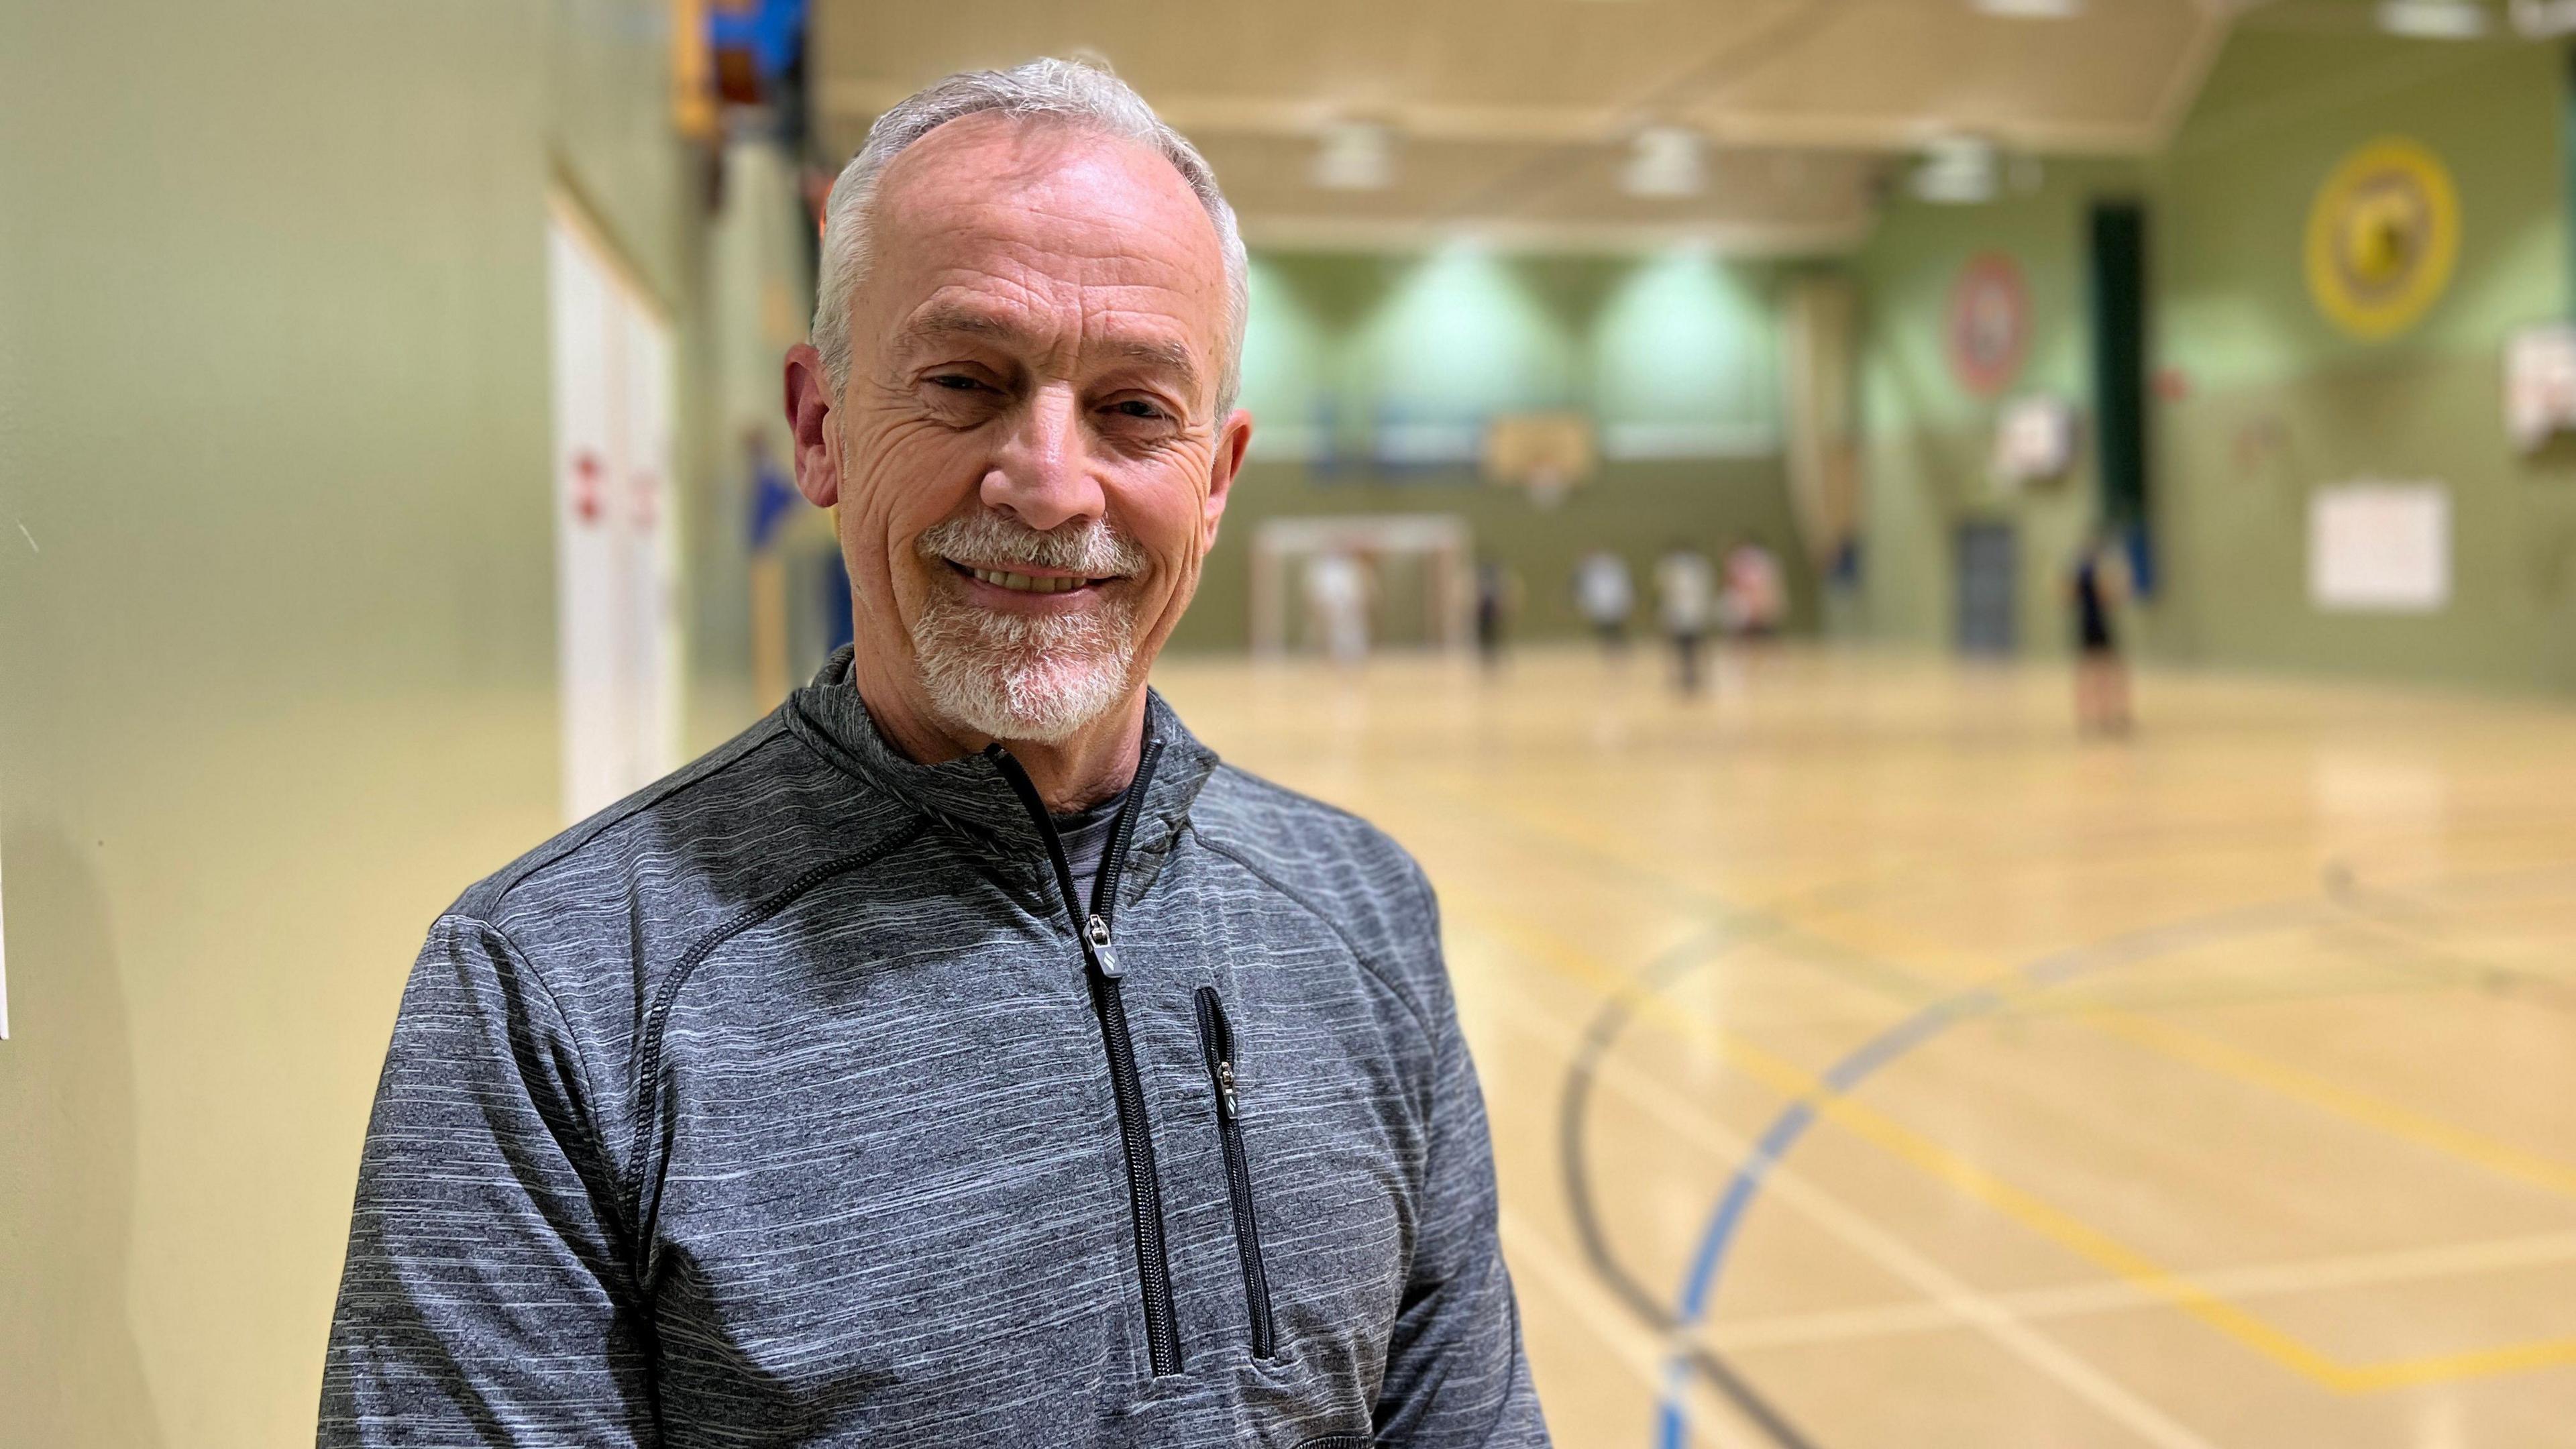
[[911, 509, 1149, 743]]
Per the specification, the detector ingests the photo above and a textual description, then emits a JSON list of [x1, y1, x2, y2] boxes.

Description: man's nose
[[982, 383, 1105, 533]]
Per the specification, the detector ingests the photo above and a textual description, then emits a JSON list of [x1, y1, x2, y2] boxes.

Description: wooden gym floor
[[1151, 644, 2576, 1449]]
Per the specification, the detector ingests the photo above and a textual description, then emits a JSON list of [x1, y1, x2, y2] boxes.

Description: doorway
[[547, 199, 682, 822], [1955, 519, 2018, 656]]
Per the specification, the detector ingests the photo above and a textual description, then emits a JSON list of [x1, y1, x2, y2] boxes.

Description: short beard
[[910, 510, 1148, 744]]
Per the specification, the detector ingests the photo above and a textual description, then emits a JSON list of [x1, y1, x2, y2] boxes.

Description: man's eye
[[1108, 399, 1168, 421], [929, 374, 986, 392]]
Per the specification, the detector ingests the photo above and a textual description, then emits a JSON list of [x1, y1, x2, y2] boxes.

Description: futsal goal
[[1248, 514, 1473, 657]]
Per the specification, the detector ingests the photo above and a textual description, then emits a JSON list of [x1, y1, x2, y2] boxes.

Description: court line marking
[[2324, 875, 2576, 1012], [1448, 888, 2576, 1396], [1424, 780, 2576, 1376], [1458, 892, 2355, 1398], [1792, 902, 2576, 1201], [1477, 968, 2221, 1449], [1705, 1228, 2576, 1353], [1544, 922, 1831, 1449], [2078, 1010, 2576, 1201], [1495, 1209, 1771, 1449]]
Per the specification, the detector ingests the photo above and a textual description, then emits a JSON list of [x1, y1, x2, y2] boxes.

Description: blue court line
[[1650, 899, 2319, 1448]]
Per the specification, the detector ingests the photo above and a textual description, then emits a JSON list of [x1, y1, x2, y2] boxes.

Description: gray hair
[[811, 58, 1249, 415]]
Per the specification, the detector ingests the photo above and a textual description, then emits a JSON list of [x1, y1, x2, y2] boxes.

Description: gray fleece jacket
[[319, 650, 1548, 1448]]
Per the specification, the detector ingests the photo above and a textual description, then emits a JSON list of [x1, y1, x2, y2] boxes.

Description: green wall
[[1854, 158, 2145, 652], [2151, 28, 2576, 688], [1851, 23, 2576, 692], [1175, 246, 1817, 649], [0, 4, 749, 1444]]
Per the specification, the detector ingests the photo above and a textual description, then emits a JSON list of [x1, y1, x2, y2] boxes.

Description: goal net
[[1247, 514, 1473, 657]]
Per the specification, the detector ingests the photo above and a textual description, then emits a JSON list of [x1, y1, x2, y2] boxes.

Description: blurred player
[[1574, 548, 1634, 654], [1303, 548, 1371, 665], [1473, 558, 1519, 671], [1721, 537, 1786, 640], [1655, 543, 1717, 693], [2071, 533, 2132, 735]]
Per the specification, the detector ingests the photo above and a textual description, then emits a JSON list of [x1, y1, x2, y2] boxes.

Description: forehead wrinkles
[[877, 118, 1220, 276], [892, 263, 1211, 398], [899, 206, 1219, 312], [865, 121, 1228, 374]]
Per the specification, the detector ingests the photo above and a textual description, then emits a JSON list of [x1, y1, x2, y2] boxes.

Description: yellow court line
[[1701, 1228, 2576, 1353], [1434, 774, 2576, 1218], [1443, 886, 2576, 1394], [2076, 1010, 2576, 1202], [1783, 901, 2576, 1205]]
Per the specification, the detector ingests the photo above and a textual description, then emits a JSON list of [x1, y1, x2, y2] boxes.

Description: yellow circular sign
[[2304, 137, 2459, 340]]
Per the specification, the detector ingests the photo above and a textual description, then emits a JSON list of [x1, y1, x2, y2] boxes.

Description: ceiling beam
[[1237, 213, 1875, 257], [820, 76, 2184, 157]]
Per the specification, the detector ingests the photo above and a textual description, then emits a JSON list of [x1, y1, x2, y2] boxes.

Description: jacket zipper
[[1194, 987, 1276, 1358], [989, 737, 1181, 1377]]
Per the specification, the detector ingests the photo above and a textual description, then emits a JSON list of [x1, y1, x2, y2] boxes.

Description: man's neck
[[849, 653, 1147, 815]]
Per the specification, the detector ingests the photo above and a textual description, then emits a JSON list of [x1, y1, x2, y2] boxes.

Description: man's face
[[812, 114, 1249, 744]]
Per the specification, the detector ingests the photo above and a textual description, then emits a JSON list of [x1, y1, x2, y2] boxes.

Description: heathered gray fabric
[[319, 649, 1548, 1448], [1053, 792, 1125, 903]]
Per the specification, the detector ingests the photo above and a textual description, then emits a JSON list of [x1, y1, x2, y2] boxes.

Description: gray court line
[[1707, 1226, 2576, 1353], [1649, 896, 2330, 1449], [1644, 852, 2576, 1439], [1407, 769, 1950, 1012], [1443, 773, 2571, 1443], [1556, 921, 1825, 1449], [2322, 860, 2576, 1013]]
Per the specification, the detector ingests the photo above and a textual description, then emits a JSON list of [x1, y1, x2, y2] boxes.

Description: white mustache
[[916, 511, 1144, 578]]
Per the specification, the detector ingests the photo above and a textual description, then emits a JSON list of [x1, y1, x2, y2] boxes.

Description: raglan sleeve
[[318, 912, 657, 1447], [1373, 869, 1552, 1447]]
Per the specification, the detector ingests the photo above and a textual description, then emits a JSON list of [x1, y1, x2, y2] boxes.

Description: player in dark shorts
[[2072, 537, 2132, 735]]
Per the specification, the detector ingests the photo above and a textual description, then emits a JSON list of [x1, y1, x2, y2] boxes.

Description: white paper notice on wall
[[2309, 481, 2451, 613]]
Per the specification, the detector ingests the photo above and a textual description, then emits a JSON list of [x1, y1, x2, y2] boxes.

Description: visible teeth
[[966, 566, 1088, 594]]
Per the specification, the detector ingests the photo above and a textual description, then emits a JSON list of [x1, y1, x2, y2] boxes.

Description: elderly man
[[319, 60, 1547, 1448]]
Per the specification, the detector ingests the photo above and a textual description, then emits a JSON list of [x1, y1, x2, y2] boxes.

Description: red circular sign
[[1946, 252, 2030, 398]]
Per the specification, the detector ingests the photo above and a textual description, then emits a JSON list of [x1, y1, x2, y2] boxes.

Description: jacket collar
[[784, 645, 1218, 877]]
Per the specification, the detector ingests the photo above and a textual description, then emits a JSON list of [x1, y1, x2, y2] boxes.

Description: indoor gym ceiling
[[810, 0, 2260, 254]]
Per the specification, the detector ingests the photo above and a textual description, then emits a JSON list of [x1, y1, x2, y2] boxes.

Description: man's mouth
[[946, 560, 1116, 596]]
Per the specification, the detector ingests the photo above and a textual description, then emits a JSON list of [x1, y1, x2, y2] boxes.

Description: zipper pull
[[1085, 913, 1122, 978], [1216, 1059, 1239, 1120]]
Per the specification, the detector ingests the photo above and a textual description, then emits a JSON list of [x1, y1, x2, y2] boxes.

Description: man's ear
[[783, 343, 841, 508], [1201, 407, 1254, 548]]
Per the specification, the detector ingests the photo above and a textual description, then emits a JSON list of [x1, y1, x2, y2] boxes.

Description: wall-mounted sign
[[1993, 395, 2078, 488], [2310, 480, 2451, 613], [2505, 321, 2576, 451], [1946, 252, 2031, 398], [2304, 137, 2459, 341]]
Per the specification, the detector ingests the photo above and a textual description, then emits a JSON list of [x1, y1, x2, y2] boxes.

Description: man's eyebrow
[[1100, 335, 1200, 391], [896, 305, 1026, 350], [896, 305, 1201, 392]]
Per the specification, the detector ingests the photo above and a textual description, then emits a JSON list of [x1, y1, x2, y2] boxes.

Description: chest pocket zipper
[[1193, 987, 1276, 1358]]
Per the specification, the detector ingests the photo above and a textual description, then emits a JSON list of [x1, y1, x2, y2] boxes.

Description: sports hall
[[7, 3, 2576, 1446]]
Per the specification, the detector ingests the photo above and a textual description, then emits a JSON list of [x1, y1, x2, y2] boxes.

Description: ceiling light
[[1972, 0, 2084, 17], [2509, 0, 2576, 37], [2378, 0, 2491, 36], [1313, 121, 1395, 191], [1912, 136, 1999, 205], [1621, 127, 1706, 198]]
